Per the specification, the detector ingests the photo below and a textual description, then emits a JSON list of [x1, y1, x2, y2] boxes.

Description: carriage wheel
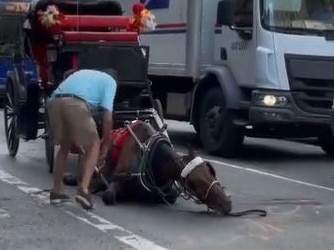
[[44, 110, 55, 173], [3, 80, 20, 157]]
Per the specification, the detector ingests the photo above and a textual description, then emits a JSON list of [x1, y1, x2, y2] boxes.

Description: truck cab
[[213, 0, 334, 156]]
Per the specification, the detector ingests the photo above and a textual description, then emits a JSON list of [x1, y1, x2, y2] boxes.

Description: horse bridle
[[125, 120, 224, 205], [123, 120, 176, 196], [177, 156, 223, 204]]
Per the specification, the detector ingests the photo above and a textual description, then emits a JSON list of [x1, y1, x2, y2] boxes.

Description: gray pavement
[[0, 181, 130, 250], [1, 115, 334, 250]]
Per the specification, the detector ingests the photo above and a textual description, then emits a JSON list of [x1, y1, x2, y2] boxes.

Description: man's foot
[[50, 192, 71, 204], [75, 188, 94, 210]]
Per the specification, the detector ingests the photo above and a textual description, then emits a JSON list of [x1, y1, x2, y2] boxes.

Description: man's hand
[[97, 110, 113, 166], [97, 139, 109, 166]]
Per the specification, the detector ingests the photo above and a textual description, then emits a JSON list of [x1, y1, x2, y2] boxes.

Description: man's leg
[[63, 98, 100, 210], [75, 138, 100, 209], [47, 99, 72, 204], [80, 139, 100, 191], [52, 143, 71, 194], [50, 143, 72, 204]]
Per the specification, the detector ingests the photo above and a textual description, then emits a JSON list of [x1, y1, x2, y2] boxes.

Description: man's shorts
[[47, 97, 99, 147]]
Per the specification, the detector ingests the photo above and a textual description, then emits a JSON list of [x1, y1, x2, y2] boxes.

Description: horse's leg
[[102, 163, 129, 205], [102, 139, 137, 205], [63, 153, 83, 186], [88, 154, 115, 194]]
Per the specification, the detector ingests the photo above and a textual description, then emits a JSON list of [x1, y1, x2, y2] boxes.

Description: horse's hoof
[[63, 174, 78, 186], [102, 191, 117, 205], [89, 180, 108, 194], [165, 194, 178, 204]]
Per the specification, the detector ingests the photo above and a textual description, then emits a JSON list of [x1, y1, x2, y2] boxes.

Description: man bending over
[[47, 69, 117, 210]]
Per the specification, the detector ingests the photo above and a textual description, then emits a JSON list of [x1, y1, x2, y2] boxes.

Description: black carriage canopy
[[0, 0, 123, 55], [30, 0, 123, 16], [0, 0, 29, 56]]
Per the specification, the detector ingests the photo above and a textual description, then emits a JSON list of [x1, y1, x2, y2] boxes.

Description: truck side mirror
[[216, 0, 234, 26]]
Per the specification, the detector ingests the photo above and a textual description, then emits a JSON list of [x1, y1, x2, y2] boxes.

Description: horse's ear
[[187, 144, 195, 158]]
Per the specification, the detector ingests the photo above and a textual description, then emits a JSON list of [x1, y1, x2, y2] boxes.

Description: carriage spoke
[[8, 120, 17, 150], [6, 92, 13, 108], [8, 125, 13, 149], [6, 114, 13, 123], [8, 120, 14, 137], [3, 82, 19, 156], [5, 105, 14, 116], [8, 134, 13, 150]]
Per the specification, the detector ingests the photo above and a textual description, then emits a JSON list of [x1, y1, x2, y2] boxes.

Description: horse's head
[[176, 147, 232, 215]]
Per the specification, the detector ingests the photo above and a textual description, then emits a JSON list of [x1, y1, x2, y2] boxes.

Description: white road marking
[[0, 169, 169, 250], [177, 146, 334, 193], [0, 208, 10, 219], [202, 157, 334, 193]]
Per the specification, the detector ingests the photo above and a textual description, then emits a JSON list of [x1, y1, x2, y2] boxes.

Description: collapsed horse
[[64, 120, 266, 217]]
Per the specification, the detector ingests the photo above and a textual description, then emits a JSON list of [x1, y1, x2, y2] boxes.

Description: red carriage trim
[[61, 15, 131, 30], [61, 31, 139, 43]]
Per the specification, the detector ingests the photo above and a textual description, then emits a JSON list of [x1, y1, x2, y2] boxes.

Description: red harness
[[109, 121, 142, 166]]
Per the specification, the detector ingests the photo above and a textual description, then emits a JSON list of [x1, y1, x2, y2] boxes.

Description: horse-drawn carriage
[[1, 0, 266, 216], [2, 0, 164, 173]]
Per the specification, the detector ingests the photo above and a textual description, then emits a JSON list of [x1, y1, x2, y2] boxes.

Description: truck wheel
[[318, 134, 334, 157], [199, 88, 244, 158]]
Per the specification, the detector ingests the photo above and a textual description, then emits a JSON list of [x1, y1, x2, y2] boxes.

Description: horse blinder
[[178, 157, 222, 203]]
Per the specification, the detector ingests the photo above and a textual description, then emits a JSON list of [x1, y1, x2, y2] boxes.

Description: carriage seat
[[59, 15, 138, 43]]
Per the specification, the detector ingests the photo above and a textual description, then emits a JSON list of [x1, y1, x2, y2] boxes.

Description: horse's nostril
[[221, 198, 232, 214]]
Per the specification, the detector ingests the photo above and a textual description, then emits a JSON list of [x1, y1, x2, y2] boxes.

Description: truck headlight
[[255, 94, 289, 107]]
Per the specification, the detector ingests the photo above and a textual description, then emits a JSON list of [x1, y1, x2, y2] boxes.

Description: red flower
[[132, 3, 145, 15]]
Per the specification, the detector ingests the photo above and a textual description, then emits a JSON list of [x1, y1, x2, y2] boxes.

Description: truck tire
[[318, 134, 334, 157], [199, 88, 244, 158]]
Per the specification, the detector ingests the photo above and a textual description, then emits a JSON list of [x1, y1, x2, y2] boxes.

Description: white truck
[[120, 0, 334, 158]]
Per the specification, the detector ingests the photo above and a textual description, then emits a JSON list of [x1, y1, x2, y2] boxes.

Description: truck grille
[[285, 54, 334, 115]]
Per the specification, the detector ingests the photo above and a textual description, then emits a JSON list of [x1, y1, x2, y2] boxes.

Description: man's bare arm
[[102, 110, 113, 147]]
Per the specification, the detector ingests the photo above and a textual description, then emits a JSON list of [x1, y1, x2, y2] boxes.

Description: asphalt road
[[1, 115, 334, 250]]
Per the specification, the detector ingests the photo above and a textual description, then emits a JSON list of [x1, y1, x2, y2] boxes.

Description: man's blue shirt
[[50, 69, 117, 112]]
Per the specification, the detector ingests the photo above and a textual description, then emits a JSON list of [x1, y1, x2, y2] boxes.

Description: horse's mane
[[139, 121, 180, 185], [148, 141, 178, 186]]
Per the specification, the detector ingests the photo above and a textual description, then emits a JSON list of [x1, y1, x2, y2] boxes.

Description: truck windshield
[[261, 0, 334, 35]]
